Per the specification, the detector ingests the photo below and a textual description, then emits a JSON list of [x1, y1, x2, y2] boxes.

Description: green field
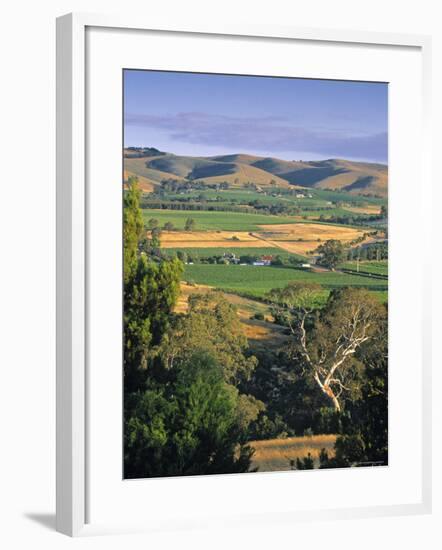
[[145, 187, 384, 220], [143, 209, 298, 231], [340, 260, 388, 276], [143, 208, 373, 232], [183, 264, 388, 299], [152, 189, 332, 208], [308, 188, 386, 206], [150, 187, 386, 207], [164, 247, 305, 261]]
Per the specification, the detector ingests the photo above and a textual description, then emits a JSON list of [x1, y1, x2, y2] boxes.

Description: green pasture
[[183, 264, 388, 300], [308, 188, 387, 206], [142, 209, 298, 231], [340, 260, 388, 276], [147, 187, 385, 216]]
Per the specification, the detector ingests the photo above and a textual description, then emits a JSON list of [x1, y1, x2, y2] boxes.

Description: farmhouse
[[222, 252, 240, 264], [253, 255, 273, 266]]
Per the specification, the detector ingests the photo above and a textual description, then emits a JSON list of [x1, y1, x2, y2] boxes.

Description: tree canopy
[[125, 352, 255, 478], [315, 239, 346, 270], [161, 292, 258, 385]]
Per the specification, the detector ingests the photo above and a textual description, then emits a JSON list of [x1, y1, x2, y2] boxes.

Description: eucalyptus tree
[[268, 283, 385, 412]]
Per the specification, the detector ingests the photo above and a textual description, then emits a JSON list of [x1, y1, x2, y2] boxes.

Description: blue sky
[[124, 70, 388, 163]]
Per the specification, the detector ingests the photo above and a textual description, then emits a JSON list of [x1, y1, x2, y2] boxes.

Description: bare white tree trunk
[[296, 306, 372, 412], [313, 372, 341, 411]]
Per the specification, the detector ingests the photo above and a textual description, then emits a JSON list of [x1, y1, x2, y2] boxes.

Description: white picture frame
[[56, 12, 432, 537]]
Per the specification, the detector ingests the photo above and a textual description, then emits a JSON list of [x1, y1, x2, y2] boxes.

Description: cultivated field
[[341, 260, 388, 276], [160, 230, 265, 248], [250, 435, 336, 472], [146, 188, 385, 224], [140, 178, 388, 320], [256, 223, 366, 241], [143, 209, 298, 231], [155, 222, 369, 256], [183, 264, 388, 298], [254, 223, 367, 254], [344, 205, 382, 215]]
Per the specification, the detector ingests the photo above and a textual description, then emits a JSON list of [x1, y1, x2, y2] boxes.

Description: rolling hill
[[124, 148, 388, 197]]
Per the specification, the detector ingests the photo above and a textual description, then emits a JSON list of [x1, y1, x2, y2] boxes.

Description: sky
[[124, 70, 388, 163]]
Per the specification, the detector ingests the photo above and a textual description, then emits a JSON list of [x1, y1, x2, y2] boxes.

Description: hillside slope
[[124, 148, 388, 196]]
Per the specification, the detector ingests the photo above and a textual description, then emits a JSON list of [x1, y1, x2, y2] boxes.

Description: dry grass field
[[250, 435, 336, 472], [196, 162, 291, 188], [176, 282, 270, 319], [159, 223, 367, 254], [344, 205, 382, 215], [175, 283, 290, 351], [255, 223, 367, 254], [266, 240, 324, 255], [124, 170, 156, 192], [124, 150, 388, 196], [124, 156, 184, 184], [257, 223, 366, 240], [160, 230, 264, 248]]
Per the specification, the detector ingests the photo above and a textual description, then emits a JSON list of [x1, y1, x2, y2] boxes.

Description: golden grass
[[254, 223, 367, 255], [160, 230, 269, 248], [175, 283, 289, 351], [174, 283, 212, 314], [257, 223, 365, 239], [124, 170, 156, 192], [196, 163, 291, 188], [240, 317, 288, 346], [250, 435, 336, 472], [124, 157, 183, 183], [266, 240, 320, 255], [160, 223, 366, 252], [344, 205, 382, 215]]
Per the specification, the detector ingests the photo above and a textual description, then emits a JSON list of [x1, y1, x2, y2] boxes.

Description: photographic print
[[123, 70, 388, 479]]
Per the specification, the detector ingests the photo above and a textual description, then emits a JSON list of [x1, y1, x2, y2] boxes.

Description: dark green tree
[[294, 453, 315, 470], [315, 239, 346, 270], [147, 218, 159, 230], [123, 177, 183, 392], [163, 221, 175, 231], [124, 352, 255, 478], [176, 250, 188, 264], [123, 176, 144, 284], [184, 217, 196, 231], [160, 292, 258, 385]]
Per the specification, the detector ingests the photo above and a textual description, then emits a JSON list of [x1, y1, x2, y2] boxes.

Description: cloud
[[125, 112, 387, 162]]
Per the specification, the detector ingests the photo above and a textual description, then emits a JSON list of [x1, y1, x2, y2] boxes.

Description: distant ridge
[[124, 148, 388, 197]]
